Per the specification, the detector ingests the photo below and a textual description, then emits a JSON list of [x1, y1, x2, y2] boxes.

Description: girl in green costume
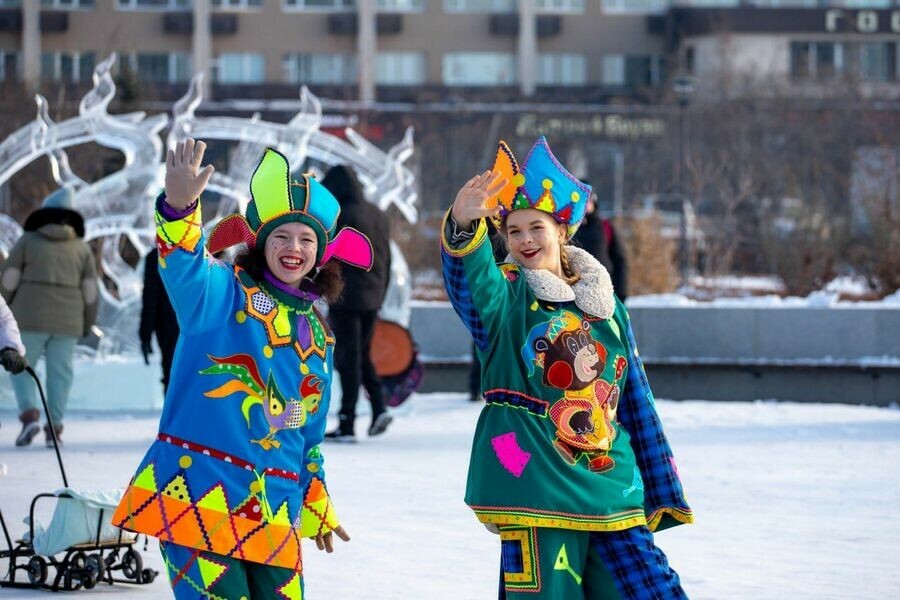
[[441, 137, 693, 599]]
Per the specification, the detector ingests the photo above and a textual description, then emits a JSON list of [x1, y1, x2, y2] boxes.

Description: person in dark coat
[[320, 165, 393, 442], [139, 247, 180, 392], [571, 183, 629, 300]]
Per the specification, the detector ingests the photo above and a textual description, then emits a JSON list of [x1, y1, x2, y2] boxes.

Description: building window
[[791, 41, 896, 82], [838, 0, 892, 6], [602, 55, 624, 86], [213, 0, 262, 8], [443, 0, 515, 13], [41, 52, 95, 82], [602, 54, 663, 87], [0, 50, 17, 82], [215, 53, 265, 84], [283, 0, 355, 11], [41, 0, 95, 8], [376, 52, 425, 85], [672, 0, 738, 5], [284, 53, 357, 85], [535, 0, 585, 13], [377, 0, 424, 11], [600, 0, 666, 14], [537, 53, 586, 86], [858, 42, 896, 81], [117, 0, 191, 9], [443, 52, 516, 85], [751, 0, 818, 6], [126, 52, 191, 83]]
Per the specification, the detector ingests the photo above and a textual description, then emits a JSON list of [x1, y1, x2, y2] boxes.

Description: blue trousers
[[10, 331, 78, 427]]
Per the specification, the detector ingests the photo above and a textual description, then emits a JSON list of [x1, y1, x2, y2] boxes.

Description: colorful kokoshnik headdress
[[207, 148, 373, 270], [488, 136, 592, 238]]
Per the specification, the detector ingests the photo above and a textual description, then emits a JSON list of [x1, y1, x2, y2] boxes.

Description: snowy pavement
[[1, 395, 899, 599]]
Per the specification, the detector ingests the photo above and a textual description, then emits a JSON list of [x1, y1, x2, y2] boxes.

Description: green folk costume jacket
[[441, 212, 692, 533]]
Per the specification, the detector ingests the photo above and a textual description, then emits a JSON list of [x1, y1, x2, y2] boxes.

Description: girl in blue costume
[[113, 139, 374, 599], [442, 138, 692, 599]]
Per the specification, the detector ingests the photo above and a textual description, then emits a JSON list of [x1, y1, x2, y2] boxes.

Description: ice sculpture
[[0, 54, 417, 356]]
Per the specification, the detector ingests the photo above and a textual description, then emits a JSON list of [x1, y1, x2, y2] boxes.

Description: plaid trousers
[[499, 525, 686, 600]]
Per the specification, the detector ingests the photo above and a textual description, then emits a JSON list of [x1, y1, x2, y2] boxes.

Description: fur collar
[[505, 245, 616, 319]]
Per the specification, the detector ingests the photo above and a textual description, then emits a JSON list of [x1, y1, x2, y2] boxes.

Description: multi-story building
[[667, 3, 900, 99], [0, 1, 896, 101], [0, 0, 669, 102]]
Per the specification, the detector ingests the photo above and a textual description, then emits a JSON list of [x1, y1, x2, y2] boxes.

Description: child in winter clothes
[[112, 139, 374, 599], [442, 138, 693, 599]]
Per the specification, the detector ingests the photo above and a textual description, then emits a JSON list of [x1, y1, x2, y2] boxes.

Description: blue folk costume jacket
[[113, 149, 374, 582], [441, 138, 693, 534]]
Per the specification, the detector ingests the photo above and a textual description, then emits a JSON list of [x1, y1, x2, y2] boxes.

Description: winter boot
[[325, 415, 356, 443], [15, 409, 41, 447], [44, 424, 63, 448], [368, 411, 393, 437]]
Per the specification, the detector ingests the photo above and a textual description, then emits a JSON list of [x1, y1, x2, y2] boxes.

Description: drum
[[369, 319, 424, 407]]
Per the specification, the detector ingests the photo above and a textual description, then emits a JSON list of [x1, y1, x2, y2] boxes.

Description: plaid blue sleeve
[[615, 302, 693, 532], [439, 210, 511, 353]]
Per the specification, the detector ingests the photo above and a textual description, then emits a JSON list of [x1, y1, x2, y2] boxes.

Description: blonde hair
[[559, 243, 581, 286]]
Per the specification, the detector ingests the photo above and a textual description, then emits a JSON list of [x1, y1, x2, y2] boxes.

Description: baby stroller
[[0, 366, 158, 591]]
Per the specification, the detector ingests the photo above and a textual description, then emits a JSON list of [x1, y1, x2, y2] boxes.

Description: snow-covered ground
[[1, 395, 899, 599]]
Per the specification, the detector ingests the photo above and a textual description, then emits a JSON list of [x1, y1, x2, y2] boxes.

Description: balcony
[[489, 14, 561, 37], [0, 9, 68, 32], [327, 13, 403, 36], [163, 12, 238, 35], [40, 11, 68, 33]]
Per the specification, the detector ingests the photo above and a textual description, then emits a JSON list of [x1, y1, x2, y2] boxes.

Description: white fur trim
[[505, 245, 616, 319]]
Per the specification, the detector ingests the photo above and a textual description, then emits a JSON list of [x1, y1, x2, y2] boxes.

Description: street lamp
[[672, 73, 695, 284]]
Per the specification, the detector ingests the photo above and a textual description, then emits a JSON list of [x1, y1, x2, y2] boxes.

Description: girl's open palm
[[165, 138, 215, 210], [451, 170, 508, 229]]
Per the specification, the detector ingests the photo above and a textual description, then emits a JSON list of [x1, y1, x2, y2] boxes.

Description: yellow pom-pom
[[307, 463, 320, 473], [158, 257, 167, 269], [542, 178, 553, 190], [571, 191, 580, 202], [178, 455, 192, 469], [300, 363, 310, 374], [249, 481, 261, 493], [235, 310, 247, 324], [263, 345, 273, 358], [513, 173, 526, 186]]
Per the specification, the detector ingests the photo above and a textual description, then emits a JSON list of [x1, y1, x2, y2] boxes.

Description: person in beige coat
[[0, 188, 99, 447]]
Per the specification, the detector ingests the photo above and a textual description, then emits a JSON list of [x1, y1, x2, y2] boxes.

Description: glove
[[0, 347, 27, 375], [140, 340, 153, 366]]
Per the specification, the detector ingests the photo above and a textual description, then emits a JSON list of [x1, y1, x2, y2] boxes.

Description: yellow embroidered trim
[[474, 510, 647, 533], [156, 204, 203, 253], [500, 528, 539, 587], [646, 507, 694, 532], [440, 209, 488, 258]]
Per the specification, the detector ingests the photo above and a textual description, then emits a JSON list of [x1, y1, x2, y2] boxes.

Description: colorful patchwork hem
[[113, 484, 303, 571], [472, 505, 647, 532]]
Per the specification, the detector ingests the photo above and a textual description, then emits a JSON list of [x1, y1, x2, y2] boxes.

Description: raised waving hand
[[450, 170, 508, 230], [165, 138, 215, 211]]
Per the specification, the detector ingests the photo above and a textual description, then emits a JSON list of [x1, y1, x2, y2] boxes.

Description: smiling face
[[264, 221, 318, 287], [503, 209, 568, 275]]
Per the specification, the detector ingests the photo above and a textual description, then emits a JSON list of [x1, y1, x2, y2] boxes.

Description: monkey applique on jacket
[[524, 310, 629, 473]]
